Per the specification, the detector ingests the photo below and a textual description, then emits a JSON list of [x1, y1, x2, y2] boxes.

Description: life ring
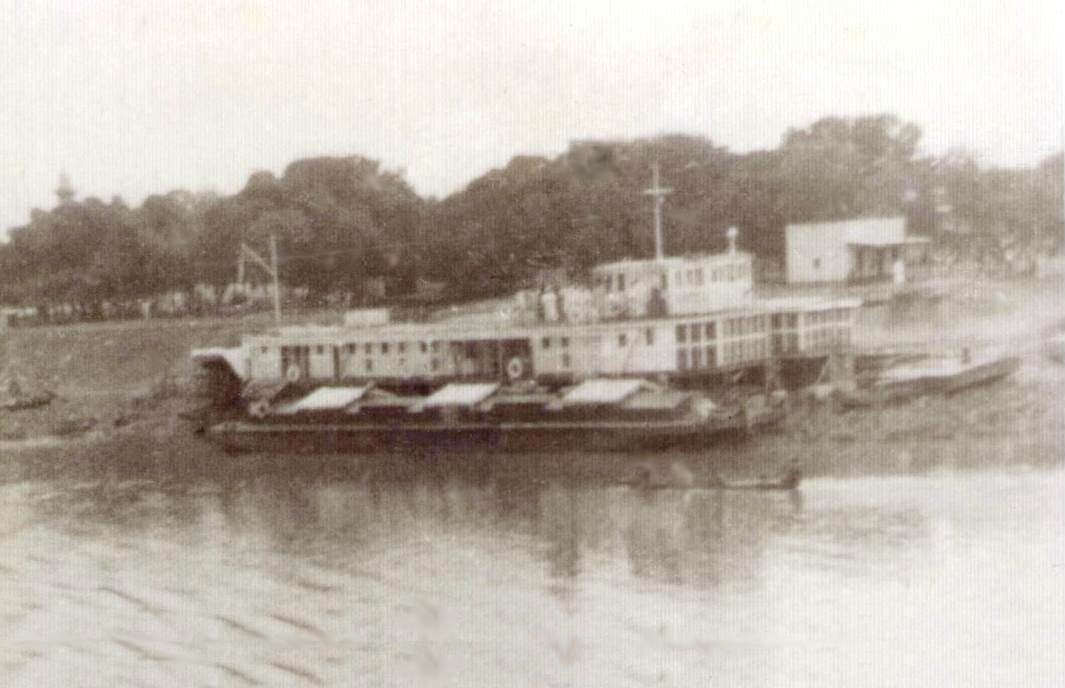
[[248, 399, 269, 418], [284, 364, 302, 383], [505, 356, 529, 380]]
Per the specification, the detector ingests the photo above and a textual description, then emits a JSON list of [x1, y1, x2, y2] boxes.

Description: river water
[[1, 448, 1063, 687]]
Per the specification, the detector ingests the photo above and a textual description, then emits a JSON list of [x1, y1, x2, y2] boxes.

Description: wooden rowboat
[[624, 463, 802, 491]]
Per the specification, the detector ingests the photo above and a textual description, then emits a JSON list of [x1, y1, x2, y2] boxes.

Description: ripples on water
[[1, 446, 1063, 687]]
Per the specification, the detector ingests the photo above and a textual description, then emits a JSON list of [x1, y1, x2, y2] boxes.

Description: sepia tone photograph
[[1, 1, 1062, 685]]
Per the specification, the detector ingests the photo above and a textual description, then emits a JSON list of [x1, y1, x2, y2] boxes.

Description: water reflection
[[2, 448, 1062, 687], [16, 458, 905, 593]]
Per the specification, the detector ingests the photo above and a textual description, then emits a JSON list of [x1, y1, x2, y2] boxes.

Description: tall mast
[[644, 163, 672, 261]]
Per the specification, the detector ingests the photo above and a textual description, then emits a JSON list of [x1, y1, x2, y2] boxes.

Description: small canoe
[[1, 391, 55, 411], [624, 465, 802, 491]]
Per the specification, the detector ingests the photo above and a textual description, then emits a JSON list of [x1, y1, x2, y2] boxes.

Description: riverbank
[[2, 275, 1063, 483]]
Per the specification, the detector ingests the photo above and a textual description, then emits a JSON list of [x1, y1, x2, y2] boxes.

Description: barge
[[192, 169, 859, 453]]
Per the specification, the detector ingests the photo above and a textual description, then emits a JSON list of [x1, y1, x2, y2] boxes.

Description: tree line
[[1, 114, 1061, 320]]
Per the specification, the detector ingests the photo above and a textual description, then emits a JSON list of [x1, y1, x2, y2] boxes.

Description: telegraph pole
[[644, 163, 672, 260], [269, 235, 281, 324]]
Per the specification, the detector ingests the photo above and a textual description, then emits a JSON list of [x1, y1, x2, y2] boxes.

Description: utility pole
[[644, 163, 672, 261], [239, 235, 281, 323], [269, 235, 281, 324]]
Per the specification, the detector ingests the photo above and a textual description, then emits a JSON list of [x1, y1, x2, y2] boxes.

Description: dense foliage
[[1, 114, 1061, 316]]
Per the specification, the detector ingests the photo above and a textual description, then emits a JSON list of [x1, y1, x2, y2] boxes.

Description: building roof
[[281, 386, 372, 413], [421, 382, 500, 408], [561, 378, 656, 405]]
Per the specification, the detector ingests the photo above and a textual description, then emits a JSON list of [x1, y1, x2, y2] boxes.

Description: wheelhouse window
[[541, 337, 551, 349], [675, 324, 687, 343], [677, 348, 689, 370], [645, 328, 654, 345], [705, 322, 716, 339]]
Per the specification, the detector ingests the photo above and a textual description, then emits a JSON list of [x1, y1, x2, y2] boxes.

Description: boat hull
[[205, 411, 784, 455]]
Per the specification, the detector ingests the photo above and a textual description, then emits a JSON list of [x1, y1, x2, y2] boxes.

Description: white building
[[785, 216, 930, 284]]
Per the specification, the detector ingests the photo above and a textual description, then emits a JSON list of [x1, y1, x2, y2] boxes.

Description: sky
[[1, 0, 1062, 236]]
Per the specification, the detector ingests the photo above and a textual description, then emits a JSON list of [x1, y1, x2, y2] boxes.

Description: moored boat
[[205, 379, 787, 453], [192, 168, 859, 452], [836, 351, 1020, 408], [623, 461, 802, 491]]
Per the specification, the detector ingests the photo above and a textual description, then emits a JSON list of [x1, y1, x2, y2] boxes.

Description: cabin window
[[315, 345, 324, 355], [431, 358, 440, 371], [542, 337, 551, 349], [772, 314, 782, 330], [675, 271, 682, 287], [786, 313, 798, 328], [675, 324, 687, 343], [690, 323, 702, 343], [677, 348, 689, 370], [691, 347, 702, 368], [694, 268, 704, 286], [419, 342, 427, 353], [398, 342, 407, 353], [346, 343, 356, 354], [605, 274, 613, 292], [705, 345, 716, 366], [381, 343, 389, 354], [661, 273, 668, 289], [261, 346, 268, 354], [705, 322, 716, 339], [365, 343, 373, 354], [645, 328, 654, 345], [618, 274, 626, 291], [561, 337, 569, 347], [561, 353, 571, 368], [431, 341, 441, 353], [365, 359, 373, 371], [618, 333, 627, 347]]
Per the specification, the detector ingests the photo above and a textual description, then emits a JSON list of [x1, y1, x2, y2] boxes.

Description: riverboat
[[192, 169, 860, 452]]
